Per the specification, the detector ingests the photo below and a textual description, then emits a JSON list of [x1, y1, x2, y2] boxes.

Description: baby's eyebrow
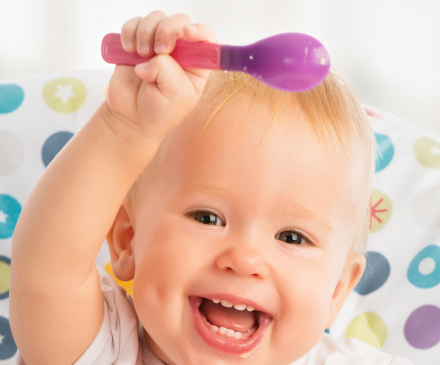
[[276, 195, 335, 233], [176, 184, 334, 233]]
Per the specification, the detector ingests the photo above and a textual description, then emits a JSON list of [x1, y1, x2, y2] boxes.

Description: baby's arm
[[9, 11, 217, 365]]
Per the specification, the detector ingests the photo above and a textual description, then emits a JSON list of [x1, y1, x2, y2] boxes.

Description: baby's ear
[[106, 198, 136, 281], [326, 253, 366, 328]]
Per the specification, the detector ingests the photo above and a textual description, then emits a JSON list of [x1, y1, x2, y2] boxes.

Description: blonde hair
[[126, 67, 375, 256]]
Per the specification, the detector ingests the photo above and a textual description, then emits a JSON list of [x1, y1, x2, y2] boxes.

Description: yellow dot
[[104, 262, 133, 297], [42, 78, 86, 113], [414, 137, 440, 170], [0, 261, 10, 295], [345, 312, 387, 349], [369, 189, 392, 234]]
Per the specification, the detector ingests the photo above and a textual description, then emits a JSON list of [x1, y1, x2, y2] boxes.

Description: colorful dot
[[0, 84, 24, 114], [408, 245, 440, 289], [42, 78, 86, 113], [0, 132, 25, 176], [105, 262, 133, 297], [0, 257, 11, 300], [345, 312, 387, 349], [0, 195, 21, 240], [404, 305, 440, 349], [411, 185, 440, 229], [354, 251, 390, 295], [374, 132, 394, 172], [369, 189, 392, 234], [0, 317, 17, 359], [41, 131, 74, 167], [414, 137, 440, 170], [364, 106, 385, 118]]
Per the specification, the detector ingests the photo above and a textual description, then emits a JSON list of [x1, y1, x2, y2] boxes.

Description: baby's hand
[[104, 11, 217, 143]]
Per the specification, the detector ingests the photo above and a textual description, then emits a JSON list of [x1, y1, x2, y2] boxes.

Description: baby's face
[[117, 100, 363, 365]]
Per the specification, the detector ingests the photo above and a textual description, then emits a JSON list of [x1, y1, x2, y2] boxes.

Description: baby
[[10, 10, 413, 365]]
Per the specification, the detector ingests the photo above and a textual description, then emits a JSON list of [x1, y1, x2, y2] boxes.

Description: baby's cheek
[[270, 296, 328, 362], [132, 264, 182, 346]]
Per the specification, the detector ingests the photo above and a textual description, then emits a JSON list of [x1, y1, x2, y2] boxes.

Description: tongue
[[200, 299, 257, 333]]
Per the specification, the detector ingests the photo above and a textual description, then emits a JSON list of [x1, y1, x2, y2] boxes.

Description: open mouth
[[189, 295, 273, 356]]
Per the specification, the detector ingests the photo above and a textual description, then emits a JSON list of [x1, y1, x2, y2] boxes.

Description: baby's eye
[[277, 230, 311, 246], [190, 210, 224, 226]]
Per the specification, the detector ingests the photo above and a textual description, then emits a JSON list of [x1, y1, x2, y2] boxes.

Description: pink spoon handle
[[101, 33, 222, 70]]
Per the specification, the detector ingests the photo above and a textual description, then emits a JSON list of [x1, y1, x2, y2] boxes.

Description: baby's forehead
[[147, 102, 354, 201], [152, 99, 354, 186], [174, 99, 316, 147]]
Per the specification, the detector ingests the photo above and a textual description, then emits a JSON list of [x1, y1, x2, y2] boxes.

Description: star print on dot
[[42, 78, 87, 113], [0, 211, 7, 224], [0, 195, 21, 240], [369, 189, 392, 234], [0, 316, 17, 358], [53, 84, 76, 104]]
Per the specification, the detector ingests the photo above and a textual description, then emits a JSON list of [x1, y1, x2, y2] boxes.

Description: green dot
[[43, 78, 87, 113], [345, 312, 387, 349], [0, 261, 10, 295], [414, 137, 440, 170]]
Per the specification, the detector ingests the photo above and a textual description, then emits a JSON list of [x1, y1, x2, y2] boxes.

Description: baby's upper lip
[[193, 292, 273, 317]]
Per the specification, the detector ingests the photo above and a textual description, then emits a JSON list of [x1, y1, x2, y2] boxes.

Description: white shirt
[[16, 265, 414, 365]]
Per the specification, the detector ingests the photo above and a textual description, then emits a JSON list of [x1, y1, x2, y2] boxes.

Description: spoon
[[101, 32, 330, 92]]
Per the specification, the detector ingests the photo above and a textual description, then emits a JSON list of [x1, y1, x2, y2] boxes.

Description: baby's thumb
[[134, 54, 192, 96]]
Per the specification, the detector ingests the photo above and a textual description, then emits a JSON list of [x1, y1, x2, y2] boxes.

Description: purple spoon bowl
[[223, 33, 331, 92]]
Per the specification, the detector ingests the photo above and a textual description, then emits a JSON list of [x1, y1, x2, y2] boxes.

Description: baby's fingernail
[[155, 41, 166, 53], [187, 25, 196, 33], [140, 44, 149, 54], [137, 62, 148, 70], [125, 40, 133, 49]]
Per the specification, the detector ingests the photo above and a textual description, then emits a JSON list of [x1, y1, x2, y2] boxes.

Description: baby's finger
[[153, 13, 192, 54], [135, 11, 168, 57], [120, 16, 142, 52], [182, 23, 218, 44]]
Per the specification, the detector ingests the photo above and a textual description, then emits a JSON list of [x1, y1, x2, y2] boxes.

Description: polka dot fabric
[[0, 70, 439, 364], [330, 104, 440, 363]]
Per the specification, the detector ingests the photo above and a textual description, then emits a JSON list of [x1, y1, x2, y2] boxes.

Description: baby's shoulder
[[299, 333, 413, 365]]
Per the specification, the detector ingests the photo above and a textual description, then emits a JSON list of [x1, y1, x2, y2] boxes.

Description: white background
[[1, 0, 439, 134]]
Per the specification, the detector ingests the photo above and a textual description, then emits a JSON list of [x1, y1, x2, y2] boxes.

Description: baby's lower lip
[[188, 296, 272, 356]]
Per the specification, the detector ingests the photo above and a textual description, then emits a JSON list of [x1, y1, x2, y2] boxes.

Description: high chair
[[0, 69, 439, 364]]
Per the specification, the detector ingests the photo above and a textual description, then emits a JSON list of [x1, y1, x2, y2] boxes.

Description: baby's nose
[[215, 245, 270, 279]]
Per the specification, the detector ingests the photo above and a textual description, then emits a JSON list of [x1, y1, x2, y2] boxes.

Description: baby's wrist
[[99, 100, 164, 150]]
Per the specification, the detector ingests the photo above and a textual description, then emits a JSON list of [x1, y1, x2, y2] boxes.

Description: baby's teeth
[[213, 326, 244, 340], [221, 300, 233, 308], [212, 298, 255, 312], [234, 304, 247, 311]]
